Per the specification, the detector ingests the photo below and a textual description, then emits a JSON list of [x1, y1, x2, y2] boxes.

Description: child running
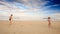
[[9, 14, 13, 25], [48, 17, 51, 28]]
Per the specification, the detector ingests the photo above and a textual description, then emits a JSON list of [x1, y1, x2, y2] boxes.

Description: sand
[[0, 20, 60, 34]]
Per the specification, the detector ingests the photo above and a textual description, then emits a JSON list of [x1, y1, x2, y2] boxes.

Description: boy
[[9, 14, 13, 24], [48, 17, 51, 27]]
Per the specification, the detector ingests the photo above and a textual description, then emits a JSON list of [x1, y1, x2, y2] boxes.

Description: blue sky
[[0, 0, 60, 20]]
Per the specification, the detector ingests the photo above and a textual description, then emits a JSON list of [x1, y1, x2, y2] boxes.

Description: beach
[[0, 20, 60, 34]]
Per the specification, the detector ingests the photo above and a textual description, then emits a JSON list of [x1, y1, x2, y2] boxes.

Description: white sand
[[0, 20, 60, 34]]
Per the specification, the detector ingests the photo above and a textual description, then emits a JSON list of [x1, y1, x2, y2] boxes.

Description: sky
[[0, 0, 60, 20]]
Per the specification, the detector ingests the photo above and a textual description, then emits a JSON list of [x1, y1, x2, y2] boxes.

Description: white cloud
[[0, 0, 60, 21]]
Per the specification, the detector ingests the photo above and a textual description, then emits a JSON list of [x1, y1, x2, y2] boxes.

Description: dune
[[0, 20, 60, 34]]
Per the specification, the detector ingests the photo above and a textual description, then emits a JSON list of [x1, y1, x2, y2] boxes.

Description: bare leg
[[10, 20, 12, 25], [48, 21, 51, 28]]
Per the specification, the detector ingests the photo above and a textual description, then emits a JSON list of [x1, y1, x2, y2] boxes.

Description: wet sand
[[0, 20, 60, 34]]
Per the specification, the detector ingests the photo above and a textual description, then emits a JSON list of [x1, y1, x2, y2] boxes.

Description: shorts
[[9, 18, 11, 21]]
